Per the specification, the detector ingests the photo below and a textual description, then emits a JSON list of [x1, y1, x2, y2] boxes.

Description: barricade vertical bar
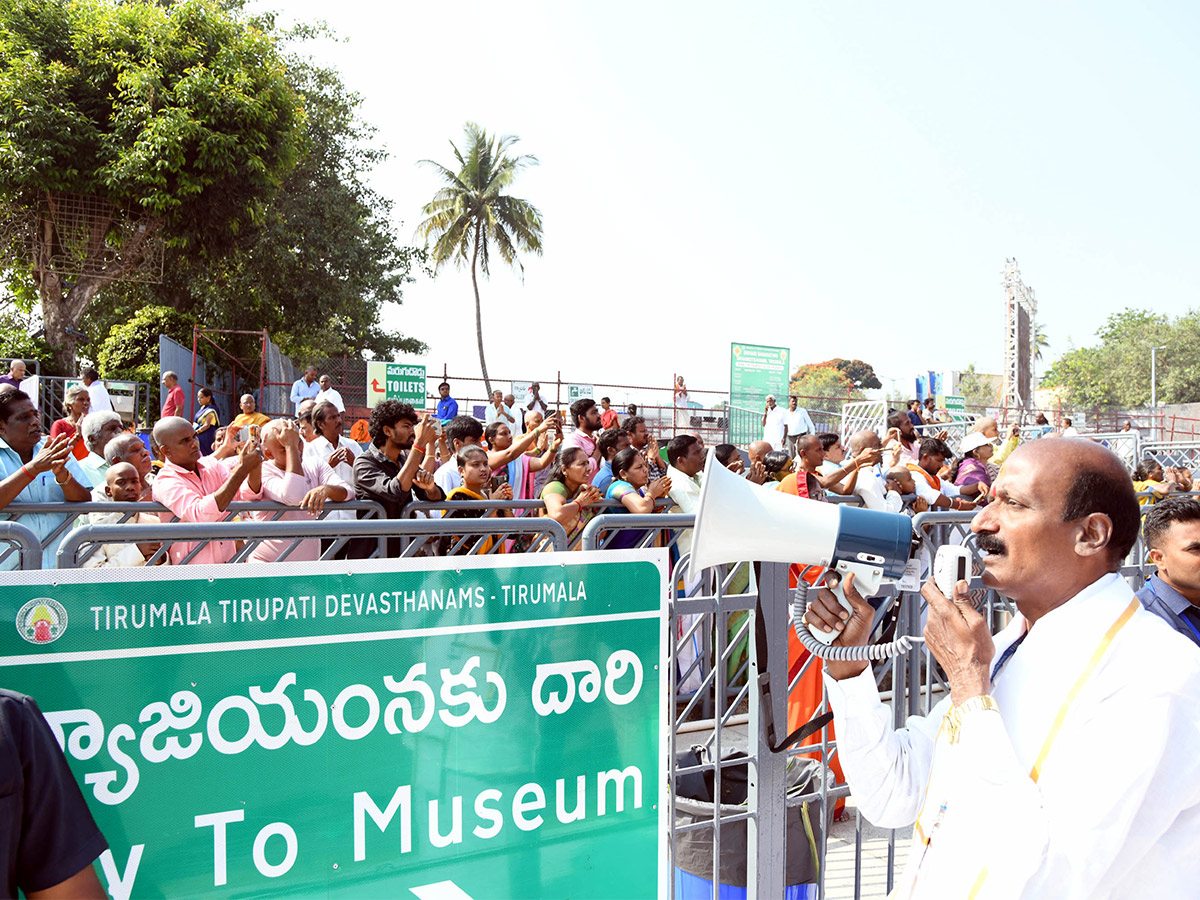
[[0, 522, 42, 570], [747, 561, 788, 900]]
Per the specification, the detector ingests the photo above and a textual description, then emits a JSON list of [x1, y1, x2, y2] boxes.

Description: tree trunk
[[470, 221, 492, 398], [30, 195, 163, 373], [40, 277, 104, 373]]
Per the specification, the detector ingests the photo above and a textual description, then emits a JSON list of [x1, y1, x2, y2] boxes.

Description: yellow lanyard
[[909, 597, 1140, 899]]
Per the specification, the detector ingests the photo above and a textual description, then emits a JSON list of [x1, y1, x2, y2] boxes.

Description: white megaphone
[[690, 449, 914, 644]]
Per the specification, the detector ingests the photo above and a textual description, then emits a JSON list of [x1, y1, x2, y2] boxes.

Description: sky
[[255, 1, 1200, 403]]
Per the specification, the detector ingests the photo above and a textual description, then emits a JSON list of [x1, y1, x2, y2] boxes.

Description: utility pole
[[1149, 345, 1166, 441]]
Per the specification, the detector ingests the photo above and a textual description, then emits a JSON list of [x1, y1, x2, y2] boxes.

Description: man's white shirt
[[908, 467, 959, 506], [763, 406, 787, 449], [848, 462, 903, 513], [824, 572, 1200, 898], [301, 434, 360, 520], [86, 380, 113, 412], [314, 388, 345, 412], [485, 403, 516, 428], [665, 465, 703, 556], [784, 406, 816, 438]]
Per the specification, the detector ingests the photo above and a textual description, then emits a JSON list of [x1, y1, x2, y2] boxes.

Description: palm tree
[[1034, 322, 1050, 362], [417, 123, 543, 396]]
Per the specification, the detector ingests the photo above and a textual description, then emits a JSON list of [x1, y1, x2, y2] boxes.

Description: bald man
[[812, 439, 1200, 897], [151, 416, 263, 565], [845, 429, 896, 511], [747, 440, 772, 467]]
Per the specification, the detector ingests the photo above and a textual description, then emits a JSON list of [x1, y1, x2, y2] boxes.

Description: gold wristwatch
[[944, 695, 999, 744]]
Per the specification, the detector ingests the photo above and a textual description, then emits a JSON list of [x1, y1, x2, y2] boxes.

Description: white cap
[[960, 432, 996, 456]]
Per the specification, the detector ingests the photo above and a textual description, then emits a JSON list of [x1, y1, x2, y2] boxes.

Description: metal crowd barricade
[[405, 498, 671, 551], [0, 521, 42, 571], [0, 499, 390, 569], [56, 517, 571, 568], [1140, 441, 1200, 470]]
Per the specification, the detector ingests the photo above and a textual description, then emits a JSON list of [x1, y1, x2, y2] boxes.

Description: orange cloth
[[349, 419, 370, 443], [772, 474, 847, 813], [48, 419, 88, 460]]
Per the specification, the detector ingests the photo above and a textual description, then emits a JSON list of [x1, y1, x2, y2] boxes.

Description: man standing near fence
[[808, 439, 1200, 898], [80, 367, 112, 413], [761, 395, 786, 450], [290, 366, 320, 413], [251, 419, 354, 562], [436, 381, 458, 424], [161, 371, 185, 419], [783, 395, 816, 456]]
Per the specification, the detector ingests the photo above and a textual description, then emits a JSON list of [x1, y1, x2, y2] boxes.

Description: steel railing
[[56, 517, 571, 568]]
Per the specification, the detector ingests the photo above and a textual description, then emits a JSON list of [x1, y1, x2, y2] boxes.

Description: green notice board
[[730, 342, 790, 445], [0, 553, 667, 899], [944, 394, 966, 420], [366, 360, 427, 409]]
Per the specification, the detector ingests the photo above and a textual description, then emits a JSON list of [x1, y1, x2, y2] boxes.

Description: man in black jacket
[[351, 401, 442, 557], [1, 689, 108, 898]]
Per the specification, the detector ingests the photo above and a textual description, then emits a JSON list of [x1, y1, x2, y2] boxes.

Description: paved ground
[[824, 798, 912, 899]]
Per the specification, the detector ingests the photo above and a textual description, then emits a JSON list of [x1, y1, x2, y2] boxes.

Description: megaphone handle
[[826, 561, 885, 626]]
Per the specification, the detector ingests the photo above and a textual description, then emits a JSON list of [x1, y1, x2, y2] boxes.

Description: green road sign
[[944, 394, 966, 419], [366, 361, 427, 409], [0, 553, 667, 898], [730, 342, 790, 445], [566, 383, 593, 403]]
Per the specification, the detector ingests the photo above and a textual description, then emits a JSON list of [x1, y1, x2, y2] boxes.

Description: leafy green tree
[[956, 364, 1002, 409], [96, 305, 196, 387], [417, 123, 543, 396], [0, 302, 54, 370], [95, 304, 196, 424], [81, 32, 427, 368], [0, 0, 306, 370], [1041, 309, 1174, 407], [822, 358, 882, 390], [789, 362, 865, 416]]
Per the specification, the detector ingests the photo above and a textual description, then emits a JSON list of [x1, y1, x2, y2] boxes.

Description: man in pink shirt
[[151, 416, 263, 565], [161, 371, 186, 419], [249, 418, 353, 563], [562, 398, 602, 477]]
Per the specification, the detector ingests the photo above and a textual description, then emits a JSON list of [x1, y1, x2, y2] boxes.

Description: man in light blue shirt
[[0, 390, 92, 569], [290, 366, 320, 413]]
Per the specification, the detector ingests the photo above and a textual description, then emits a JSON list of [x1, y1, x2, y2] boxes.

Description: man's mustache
[[976, 533, 1007, 556]]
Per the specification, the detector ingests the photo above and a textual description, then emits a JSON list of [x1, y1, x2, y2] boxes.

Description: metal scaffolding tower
[[1000, 258, 1037, 415]]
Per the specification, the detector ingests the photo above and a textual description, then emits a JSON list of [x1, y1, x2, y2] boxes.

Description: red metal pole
[[260, 330, 267, 412]]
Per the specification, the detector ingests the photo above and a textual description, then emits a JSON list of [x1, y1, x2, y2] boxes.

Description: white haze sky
[[257, 1, 1200, 402]]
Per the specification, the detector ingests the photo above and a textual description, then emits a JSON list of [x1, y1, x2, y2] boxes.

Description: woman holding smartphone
[[485, 420, 559, 511], [540, 445, 603, 546], [603, 448, 672, 550]]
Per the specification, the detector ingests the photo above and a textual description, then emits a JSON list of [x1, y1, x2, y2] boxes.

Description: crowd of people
[[1, 358, 1197, 576], [4, 357, 1200, 898]]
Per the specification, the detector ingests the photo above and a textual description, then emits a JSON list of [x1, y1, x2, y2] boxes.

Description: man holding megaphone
[[810, 439, 1200, 899]]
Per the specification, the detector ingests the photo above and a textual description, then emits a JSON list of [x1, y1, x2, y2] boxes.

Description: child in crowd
[[442, 445, 513, 554]]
